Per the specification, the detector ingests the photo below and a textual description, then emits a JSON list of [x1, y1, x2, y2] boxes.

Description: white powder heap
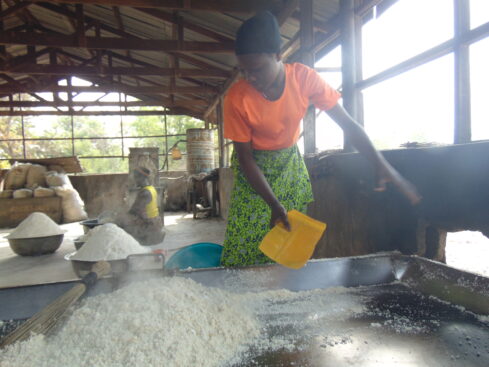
[[70, 223, 149, 261], [7, 212, 65, 239], [0, 277, 260, 367]]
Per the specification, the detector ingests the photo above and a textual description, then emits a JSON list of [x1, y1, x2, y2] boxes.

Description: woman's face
[[237, 53, 281, 93]]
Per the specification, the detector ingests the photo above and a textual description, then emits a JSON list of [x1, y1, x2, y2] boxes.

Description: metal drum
[[186, 128, 215, 174]]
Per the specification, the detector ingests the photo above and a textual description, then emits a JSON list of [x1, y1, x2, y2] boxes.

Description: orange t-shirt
[[224, 62, 341, 150]]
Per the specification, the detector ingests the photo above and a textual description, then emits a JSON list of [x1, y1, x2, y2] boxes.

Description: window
[[315, 46, 344, 152], [471, 0, 489, 29], [0, 86, 205, 173], [363, 55, 454, 149], [470, 37, 489, 141], [362, 0, 453, 79]]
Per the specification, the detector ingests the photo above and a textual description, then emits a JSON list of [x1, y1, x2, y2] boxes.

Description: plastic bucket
[[165, 242, 223, 270]]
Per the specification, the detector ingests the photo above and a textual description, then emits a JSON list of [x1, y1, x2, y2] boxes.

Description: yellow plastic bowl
[[259, 210, 326, 269]]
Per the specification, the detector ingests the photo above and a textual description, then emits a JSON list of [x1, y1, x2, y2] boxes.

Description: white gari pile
[[7, 212, 65, 239], [70, 223, 149, 261], [0, 277, 260, 367]]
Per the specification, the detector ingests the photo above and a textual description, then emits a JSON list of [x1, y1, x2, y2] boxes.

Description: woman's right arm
[[234, 141, 290, 229]]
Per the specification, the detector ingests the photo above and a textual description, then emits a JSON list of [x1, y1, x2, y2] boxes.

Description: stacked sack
[[0, 163, 88, 223], [1, 163, 51, 199]]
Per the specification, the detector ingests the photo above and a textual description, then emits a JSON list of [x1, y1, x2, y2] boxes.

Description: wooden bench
[[0, 197, 62, 229]]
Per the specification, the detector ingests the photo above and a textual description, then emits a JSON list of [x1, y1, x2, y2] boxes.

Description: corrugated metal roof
[[0, 0, 382, 119]]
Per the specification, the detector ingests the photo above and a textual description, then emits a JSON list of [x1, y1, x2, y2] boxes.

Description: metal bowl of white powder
[[9, 234, 64, 256], [65, 252, 128, 277]]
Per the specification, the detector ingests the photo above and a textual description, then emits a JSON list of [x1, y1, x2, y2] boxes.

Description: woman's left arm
[[326, 104, 422, 205]]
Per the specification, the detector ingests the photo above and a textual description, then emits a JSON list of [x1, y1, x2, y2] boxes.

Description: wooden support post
[[300, 0, 316, 154], [340, 0, 361, 151], [217, 97, 225, 168], [26, 25, 35, 59], [0, 2, 5, 58], [75, 4, 86, 47], [49, 50, 60, 104], [454, 0, 471, 144]]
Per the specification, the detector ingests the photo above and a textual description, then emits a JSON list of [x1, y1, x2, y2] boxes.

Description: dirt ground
[[445, 231, 489, 277]]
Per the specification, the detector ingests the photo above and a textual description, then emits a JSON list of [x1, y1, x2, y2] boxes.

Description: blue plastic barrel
[[165, 242, 223, 270]]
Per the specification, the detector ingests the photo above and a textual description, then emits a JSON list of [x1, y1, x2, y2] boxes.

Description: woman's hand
[[326, 105, 422, 206], [270, 203, 291, 230], [375, 163, 422, 205]]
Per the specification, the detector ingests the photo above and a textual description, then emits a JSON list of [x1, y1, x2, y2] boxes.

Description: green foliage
[[0, 110, 205, 173], [127, 114, 204, 171], [0, 115, 36, 160]]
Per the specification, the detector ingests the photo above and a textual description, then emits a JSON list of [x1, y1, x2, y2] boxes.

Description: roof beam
[[28, 0, 284, 13], [0, 1, 32, 20], [1, 64, 230, 77], [0, 84, 217, 94], [0, 31, 234, 52], [135, 8, 233, 43], [0, 109, 201, 116], [55, 48, 219, 95], [0, 100, 208, 107], [35, 3, 232, 75]]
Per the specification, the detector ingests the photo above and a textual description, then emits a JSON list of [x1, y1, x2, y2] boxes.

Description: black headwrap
[[235, 11, 282, 55]]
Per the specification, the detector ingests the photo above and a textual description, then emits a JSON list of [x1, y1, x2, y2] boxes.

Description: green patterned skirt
[[220, 145, 313, 267]]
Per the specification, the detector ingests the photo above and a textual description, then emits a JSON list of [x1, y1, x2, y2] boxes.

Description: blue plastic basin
[[165, 242, 223, 270]]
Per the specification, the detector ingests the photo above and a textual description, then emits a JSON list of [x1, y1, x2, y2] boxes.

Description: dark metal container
[[8, 234, 64, 256]]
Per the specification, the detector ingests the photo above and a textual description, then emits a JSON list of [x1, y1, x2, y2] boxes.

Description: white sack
[[26, 164, 47, 189], [13, 188, 33, 199], [54, 185, 88, 223], [34, 187, 56, 198], [4, 164, 31, 190]]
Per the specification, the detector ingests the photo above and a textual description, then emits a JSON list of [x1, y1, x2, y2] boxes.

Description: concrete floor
[[1, 212, 487, 289], [0, 212, 226, 288]]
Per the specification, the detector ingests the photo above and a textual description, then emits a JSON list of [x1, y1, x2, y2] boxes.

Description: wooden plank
[[9, 156, 83, 173], [0, 197, 62, 228], [0, 31, 234, 52], [1, 64, 230, 77], [28, 0, 283, 13]]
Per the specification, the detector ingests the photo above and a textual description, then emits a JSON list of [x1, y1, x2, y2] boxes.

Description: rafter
[[0, 110, 202, 117], [134, 8, 233, 43], [0, 84, 217, 94], [0, 31, 234, 52], [1, 64, 230, 77], [28, 0, 284, 13], [34, 3, 232, 75], [0, 100, 208, 107], [0, 1, 32, 21]]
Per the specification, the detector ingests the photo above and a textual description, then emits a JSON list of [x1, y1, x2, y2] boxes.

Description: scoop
[[259, 210, 327, 269]]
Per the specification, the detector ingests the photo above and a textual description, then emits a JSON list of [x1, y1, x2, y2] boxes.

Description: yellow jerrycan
[[259, 210, 327, 269]]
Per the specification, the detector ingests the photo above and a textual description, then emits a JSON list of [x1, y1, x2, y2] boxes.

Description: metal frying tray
[[1, 253, 489, 366]]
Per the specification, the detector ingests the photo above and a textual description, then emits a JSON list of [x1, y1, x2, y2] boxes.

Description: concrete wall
[[306, 142, 489, 262], [70, 173, 129, 218], [70, 171, 190, 218], [159, 171, 188, 211]]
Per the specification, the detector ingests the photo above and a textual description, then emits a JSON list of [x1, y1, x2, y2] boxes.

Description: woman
[[220, 11, 420, 267]]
